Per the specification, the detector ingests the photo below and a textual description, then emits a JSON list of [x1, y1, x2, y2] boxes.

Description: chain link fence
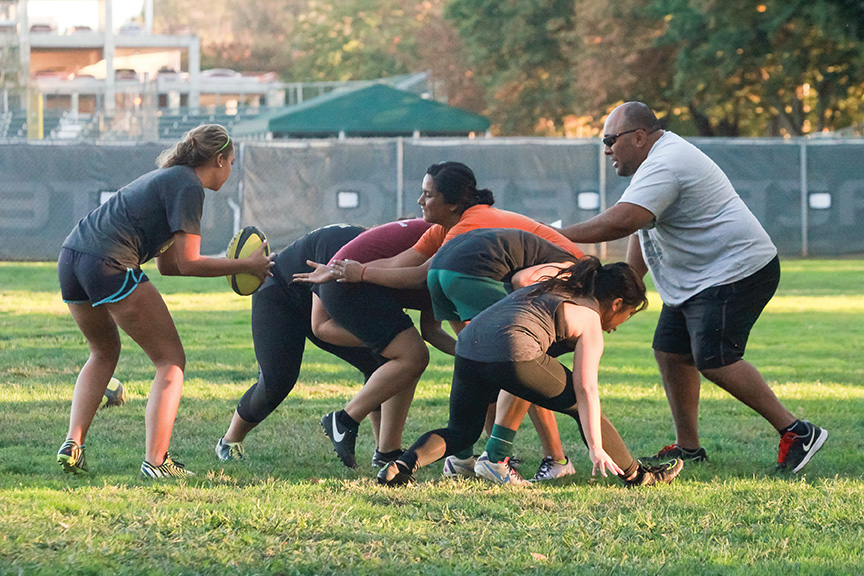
[[1, 137, 862, 261]]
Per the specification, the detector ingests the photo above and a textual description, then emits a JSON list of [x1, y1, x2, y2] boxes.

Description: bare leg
[[344, 326, 428, 424], [527, 405, 565, 460], [106, 282, 186, 465], [655, 350, 702, 449], [701, 360, 796, 431], [65, 303, 122, 445], [369, 407, 381, 447], [484, 403, 496, 436], [224, 410, 257, 443], [377, 377, 421, 452]]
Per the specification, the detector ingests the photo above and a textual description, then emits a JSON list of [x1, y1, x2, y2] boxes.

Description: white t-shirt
[[618, 131, 777, 306]]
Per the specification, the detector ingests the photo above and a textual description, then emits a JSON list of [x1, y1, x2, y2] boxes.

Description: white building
[[2, 0, 284, 138]]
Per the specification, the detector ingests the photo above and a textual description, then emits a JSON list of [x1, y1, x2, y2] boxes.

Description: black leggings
[[236, 280, 385, 423], [400, 354, 638, 477]]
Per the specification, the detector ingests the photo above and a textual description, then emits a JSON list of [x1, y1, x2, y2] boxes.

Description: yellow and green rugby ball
[[226, 225, 270, 296]]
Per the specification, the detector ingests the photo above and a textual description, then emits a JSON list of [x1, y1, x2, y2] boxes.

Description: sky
[[26, 0, 145, 31]]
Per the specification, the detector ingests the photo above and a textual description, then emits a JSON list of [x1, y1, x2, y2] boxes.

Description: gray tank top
[[456, 288, 598, 362]]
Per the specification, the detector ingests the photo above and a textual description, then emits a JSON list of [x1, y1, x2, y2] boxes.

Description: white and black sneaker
[[777, 421, 828, 473], [321, 411, 358, 469], [140, 453, 195, 478], [442, 455, 477, 479], [473, 451, 530, 486], [530, 456, 576, 482]]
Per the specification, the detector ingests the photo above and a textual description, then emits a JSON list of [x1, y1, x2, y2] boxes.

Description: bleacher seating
[[0, 106, 261, 140], [157, 107, 262, 140]]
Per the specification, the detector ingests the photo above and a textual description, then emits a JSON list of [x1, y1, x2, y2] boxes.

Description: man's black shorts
[[652, 255, 780, 370]]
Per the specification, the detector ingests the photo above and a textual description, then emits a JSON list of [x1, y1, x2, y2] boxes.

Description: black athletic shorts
[[317, 281, 415, 354], [652, 255, 780, 370], [58, 247, 150, 306]]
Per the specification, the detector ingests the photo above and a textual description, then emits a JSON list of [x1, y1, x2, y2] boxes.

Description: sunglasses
[[602, 126, 661, 147], [602, 128, 642, 147]]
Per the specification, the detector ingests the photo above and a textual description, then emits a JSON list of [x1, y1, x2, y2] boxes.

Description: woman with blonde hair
[[56, 124, 273, 478]]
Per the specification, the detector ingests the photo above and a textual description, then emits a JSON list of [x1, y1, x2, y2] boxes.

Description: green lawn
[[1, 260, 863, 575]]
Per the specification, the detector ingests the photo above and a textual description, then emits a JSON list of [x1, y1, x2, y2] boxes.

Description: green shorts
[[427, 269, 511, 322]]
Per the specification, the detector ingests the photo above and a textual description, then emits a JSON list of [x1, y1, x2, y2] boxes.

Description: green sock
[[485, 425, 517, 462]]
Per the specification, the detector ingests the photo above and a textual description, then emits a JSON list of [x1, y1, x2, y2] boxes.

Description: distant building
[[0, 0, 464, 141], [2, 0, 284, 139]]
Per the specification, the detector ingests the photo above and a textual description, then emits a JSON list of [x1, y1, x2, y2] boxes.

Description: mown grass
[[1, 260, 863, 575]]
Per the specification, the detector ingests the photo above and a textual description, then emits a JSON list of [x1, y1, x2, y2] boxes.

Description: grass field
[[1, 260, 863, 575]]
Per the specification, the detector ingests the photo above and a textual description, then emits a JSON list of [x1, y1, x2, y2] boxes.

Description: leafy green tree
[[153, 0, 484, 112], [445, 0, 578, 135]]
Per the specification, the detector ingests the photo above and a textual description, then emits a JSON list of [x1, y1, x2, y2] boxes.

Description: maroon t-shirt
[[329, 218, 433, 310], [330, 219, 432, 264]]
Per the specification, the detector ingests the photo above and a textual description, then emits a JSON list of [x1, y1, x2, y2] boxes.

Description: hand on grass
[[588, 447, 624, 477]]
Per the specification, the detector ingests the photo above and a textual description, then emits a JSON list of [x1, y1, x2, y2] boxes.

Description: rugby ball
[[101, 377, 126, 408], [226, 225, 270, 295]]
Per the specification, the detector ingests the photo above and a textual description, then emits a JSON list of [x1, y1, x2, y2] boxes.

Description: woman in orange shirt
[[297, 162, 584, 482]]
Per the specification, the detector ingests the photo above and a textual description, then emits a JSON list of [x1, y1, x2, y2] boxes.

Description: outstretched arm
[[293, 247, 430, 288], [331, 258, 431, 289], [560, 202, 655, 244], [157, 232, 274, 280], [562, 304, 624, 478]]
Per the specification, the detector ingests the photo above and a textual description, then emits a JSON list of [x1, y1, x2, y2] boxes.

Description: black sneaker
[[321, 412, 358, 469], [376, 461, 414, 486], [57, 438, 88, 474], [624, 458, 684, 487], [643, 444, 707, 463], [371, 448, 403, 468], [776, 421, 828, 473]]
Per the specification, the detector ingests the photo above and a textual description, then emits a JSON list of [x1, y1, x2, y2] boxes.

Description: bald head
[[603, 102, 664, 177], [610, 102, 661, 132]]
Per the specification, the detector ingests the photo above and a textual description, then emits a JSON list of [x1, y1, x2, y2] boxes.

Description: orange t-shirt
[[412, 204, 584, 260]]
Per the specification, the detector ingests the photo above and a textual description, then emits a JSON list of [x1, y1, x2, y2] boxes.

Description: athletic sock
[[375, 449, 403, 460], [782, 419, 808, 436], [396, 452, 417, 472], [452, 448, 474, 459], [336, 410, 360, 430], [485, 425, 517, 462]]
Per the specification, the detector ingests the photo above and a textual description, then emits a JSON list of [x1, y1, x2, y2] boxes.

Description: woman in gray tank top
[[378, 256, 684, 488]]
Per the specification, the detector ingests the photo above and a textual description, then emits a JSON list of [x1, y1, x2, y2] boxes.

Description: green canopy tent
[[232, 84, 489, 139]]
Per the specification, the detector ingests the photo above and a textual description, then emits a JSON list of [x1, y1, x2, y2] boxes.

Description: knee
[[91, 339, 122, 363], [654, 350, 694, 370], [154, 347, 186, 374], [407, 345, 430, 374]]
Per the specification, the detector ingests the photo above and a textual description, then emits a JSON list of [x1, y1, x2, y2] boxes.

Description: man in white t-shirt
[[561, 101, 826, 473]]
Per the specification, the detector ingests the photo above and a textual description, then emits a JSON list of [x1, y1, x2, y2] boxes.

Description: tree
[[445, 0, 578, 135]]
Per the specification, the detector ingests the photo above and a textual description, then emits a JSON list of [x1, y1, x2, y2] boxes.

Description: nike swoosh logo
[[802, 429, 815, 451], [481, 462, 510, 483], [332, 413, 345, 443]]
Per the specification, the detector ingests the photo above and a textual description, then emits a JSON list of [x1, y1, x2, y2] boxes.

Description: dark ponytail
[[426, 161, 495, 211], [531, 256, 648, 312]]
